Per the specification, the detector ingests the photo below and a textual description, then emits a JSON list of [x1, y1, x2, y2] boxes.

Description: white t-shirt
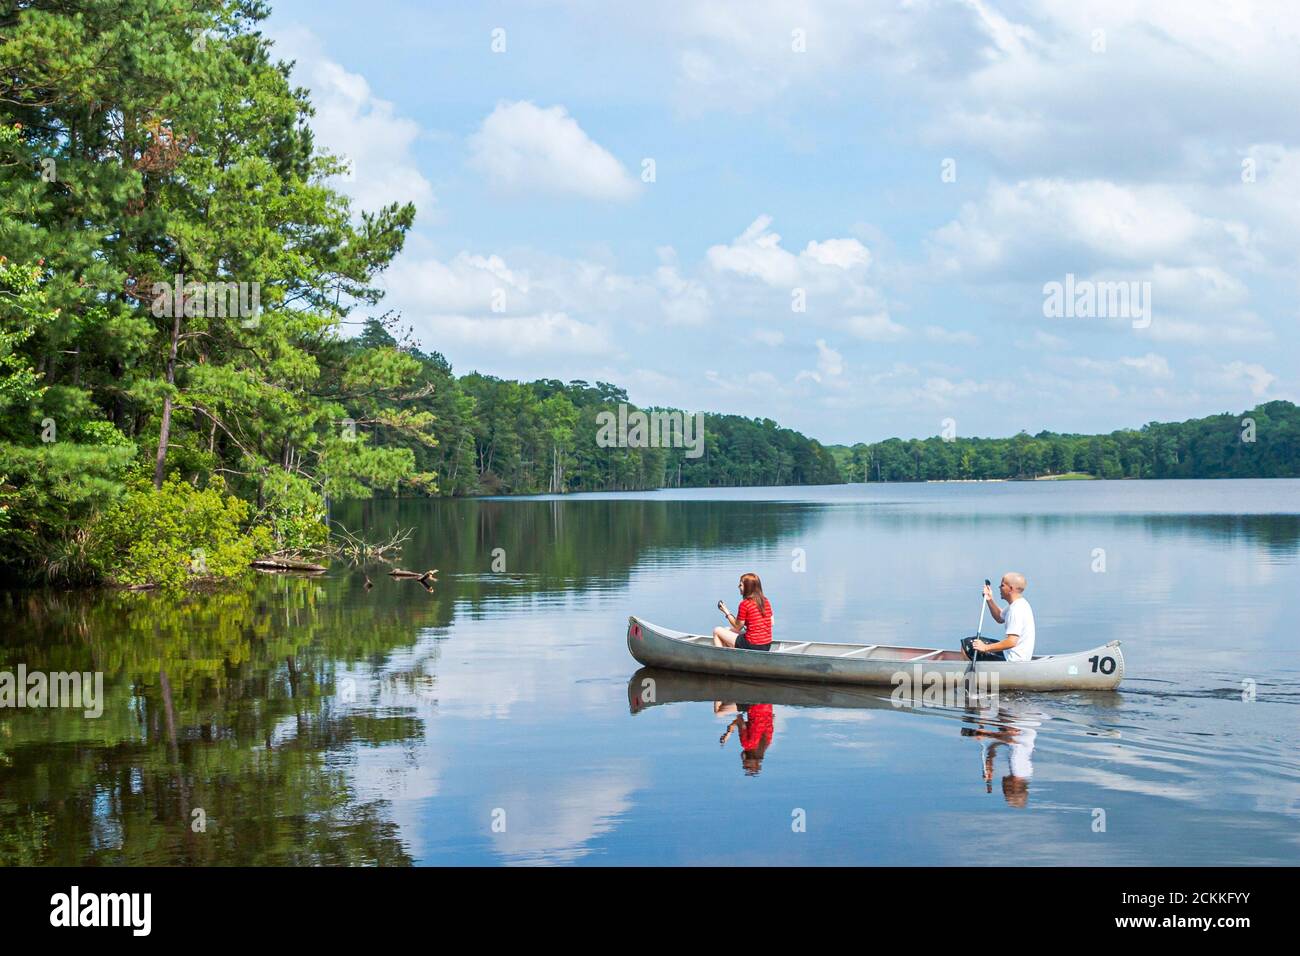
[[1007, 720, 1040, 778], [1003, 597, 1036, 662]]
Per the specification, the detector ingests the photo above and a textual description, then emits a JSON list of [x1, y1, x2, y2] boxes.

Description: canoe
[[626, 616, 1124, 691]]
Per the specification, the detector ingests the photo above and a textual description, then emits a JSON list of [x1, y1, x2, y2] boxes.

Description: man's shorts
[[961, 636, 1005, 661]]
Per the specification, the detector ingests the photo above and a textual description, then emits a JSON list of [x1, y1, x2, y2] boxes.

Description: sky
[[265, 0, 1300, 445]]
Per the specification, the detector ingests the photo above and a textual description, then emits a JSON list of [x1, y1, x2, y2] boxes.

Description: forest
[[0, 1, 837, 587], [353, 319, 841, 498], [830, 400, 1300, 482]]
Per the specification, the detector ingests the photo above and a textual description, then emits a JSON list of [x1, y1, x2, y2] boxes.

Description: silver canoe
[[626, 616, 1125, 691]]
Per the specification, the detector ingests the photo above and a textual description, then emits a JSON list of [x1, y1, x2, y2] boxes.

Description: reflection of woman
[[717, 701, 775, 775], [714, 572, 774, 651]]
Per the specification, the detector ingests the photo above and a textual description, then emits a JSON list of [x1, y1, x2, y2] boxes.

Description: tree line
[[831, 400, 1300, 481], [351, 318, 843, 497]]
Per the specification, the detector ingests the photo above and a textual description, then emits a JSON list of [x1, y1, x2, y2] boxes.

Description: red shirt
[[736, 597, 773, 646], [739, 704, 775, 751]]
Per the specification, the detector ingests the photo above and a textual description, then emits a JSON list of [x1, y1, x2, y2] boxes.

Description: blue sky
[[266, 0, 1300, 444]]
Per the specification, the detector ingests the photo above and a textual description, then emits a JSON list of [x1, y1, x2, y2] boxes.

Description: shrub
[[255, 469, 329, 552], [89, 477, 272, 589]]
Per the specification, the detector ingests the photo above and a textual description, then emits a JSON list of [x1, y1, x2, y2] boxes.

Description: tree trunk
[[153, 307, 183, 489]]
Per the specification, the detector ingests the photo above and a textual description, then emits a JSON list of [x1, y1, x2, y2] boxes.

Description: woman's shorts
[[735, 634, 771, 651]]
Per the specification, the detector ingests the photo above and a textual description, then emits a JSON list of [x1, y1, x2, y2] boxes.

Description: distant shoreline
[[925, 472, 1098, 483]]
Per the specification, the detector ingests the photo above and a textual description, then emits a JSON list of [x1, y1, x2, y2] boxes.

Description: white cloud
[[931, 179, 1233, 277], [797, 338, 846, 386], [707, 215, 802, 286], [707, 215, 875, 292], [816, 338, 844, 377], [271, 26, 435, 215], [1120, 354, 1173, 380], [1068, 353, 1173, 381], [805, 238, 871, 269], [654, 248, 712, 325], [468, 100, 641, 201], [1218, 361, 1276, 398], [927, 177, 1275, 346], [845, 313, 907, 342]]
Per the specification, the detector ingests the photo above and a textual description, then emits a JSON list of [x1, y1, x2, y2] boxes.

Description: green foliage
[[89, 477, 272, 589], [255, 468, 328, 552], [0, 1, 419, 583], [0, 441, 135, 582], [0, 255, 56, 413], [355, 329, 843, 496], [833, 401, 1300, 481]]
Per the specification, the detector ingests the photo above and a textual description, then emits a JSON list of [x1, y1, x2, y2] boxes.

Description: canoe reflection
[[628, 667, 1045, 797]]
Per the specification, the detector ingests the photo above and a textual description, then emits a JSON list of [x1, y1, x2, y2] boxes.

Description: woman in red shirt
[[713, 572, 774, 651]]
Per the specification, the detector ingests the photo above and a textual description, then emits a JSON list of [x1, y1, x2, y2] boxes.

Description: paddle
[[967, 578, 992, 696]]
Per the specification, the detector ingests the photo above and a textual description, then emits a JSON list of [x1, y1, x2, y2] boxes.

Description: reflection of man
[[716, 701, 775, 775], [964, 711, 1039, 808]]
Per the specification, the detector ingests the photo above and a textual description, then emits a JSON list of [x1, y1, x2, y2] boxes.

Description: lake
[[2, 479, 1297, 865]]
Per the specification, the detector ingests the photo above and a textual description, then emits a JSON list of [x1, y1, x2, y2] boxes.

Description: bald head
[[1002, 572, 1026, 593]]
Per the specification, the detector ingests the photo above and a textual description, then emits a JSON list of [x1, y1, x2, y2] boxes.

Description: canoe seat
[[838, 645, 877, 658], [779, 642, 812, 654], [906, 650, 944, 662]]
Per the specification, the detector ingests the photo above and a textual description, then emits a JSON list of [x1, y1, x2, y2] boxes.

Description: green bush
[[255, 469, 329, 552], [0, 441, 135, 582], [89, 477, 273, 589]]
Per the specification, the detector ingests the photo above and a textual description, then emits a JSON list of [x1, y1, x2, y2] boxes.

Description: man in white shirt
[[968, 572, 1036, 663]]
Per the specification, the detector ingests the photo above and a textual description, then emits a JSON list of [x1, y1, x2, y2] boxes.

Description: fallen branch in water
[[251, 555, 328, 573], [388, 568, 438, 582], [323, 523, 413, 565]]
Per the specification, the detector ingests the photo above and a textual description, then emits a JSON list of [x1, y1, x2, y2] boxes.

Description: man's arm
[[983, 584, 1005, 624], [975, 633, 1019, 653]]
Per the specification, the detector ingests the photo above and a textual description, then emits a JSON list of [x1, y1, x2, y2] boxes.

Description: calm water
[[2, 480, 1298, 865]]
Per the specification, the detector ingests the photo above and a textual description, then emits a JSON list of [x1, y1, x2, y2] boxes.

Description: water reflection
[[715, 702, 776, 775], [632, 667, 1050, 802], [961, 708, 1042, 808], [2, 484, 1297, 865], [0, 581, 423, 865]]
